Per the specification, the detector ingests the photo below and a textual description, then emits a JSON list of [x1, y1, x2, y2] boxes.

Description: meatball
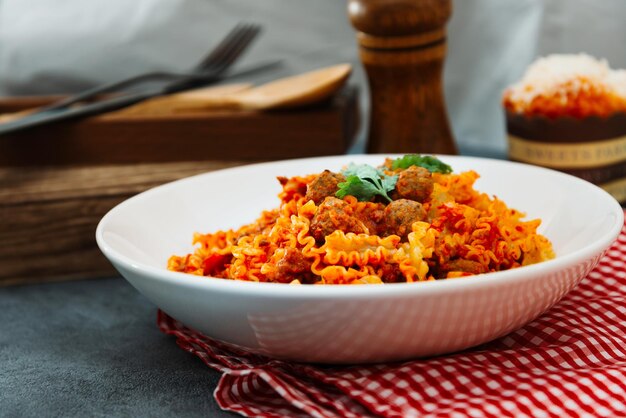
[[309, 197, 367, 242], [305, 170, 345, 205], [272, 247, 314, 283], [383, 199, 426, 239], [393, 166, 434, 203]]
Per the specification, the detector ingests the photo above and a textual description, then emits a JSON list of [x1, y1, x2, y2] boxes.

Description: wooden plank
[[0, 161, 246, 286], [0, 86, 359, 167]]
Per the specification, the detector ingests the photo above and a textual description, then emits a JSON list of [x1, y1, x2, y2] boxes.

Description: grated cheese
[[503, 54, 626, 118]]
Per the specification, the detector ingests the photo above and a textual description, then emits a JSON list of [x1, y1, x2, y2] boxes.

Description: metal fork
[[45, 23, 262, 111]]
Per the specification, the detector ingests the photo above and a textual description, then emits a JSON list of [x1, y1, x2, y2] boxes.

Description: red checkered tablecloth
[[158, 213, 626, 418]]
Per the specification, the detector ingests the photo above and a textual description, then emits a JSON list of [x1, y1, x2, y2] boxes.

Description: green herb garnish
[[336, 163, 398, 202], [391, 154, 452, 173]]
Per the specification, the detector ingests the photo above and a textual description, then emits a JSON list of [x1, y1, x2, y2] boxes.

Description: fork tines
[[198, 23, 262, 74]]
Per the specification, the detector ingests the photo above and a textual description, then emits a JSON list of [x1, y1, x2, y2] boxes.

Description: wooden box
[[0, 87, 359, 285]]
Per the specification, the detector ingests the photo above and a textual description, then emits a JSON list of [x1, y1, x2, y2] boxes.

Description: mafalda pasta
[[168, 155, 554, 284]]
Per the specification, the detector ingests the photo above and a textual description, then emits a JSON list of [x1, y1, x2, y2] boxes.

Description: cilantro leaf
[[391, 154, 452, 173], [341, 163, 385, 179], [335, 175, 382, 201], [380, 174, 398, 192], [336, 163, 398, 202]]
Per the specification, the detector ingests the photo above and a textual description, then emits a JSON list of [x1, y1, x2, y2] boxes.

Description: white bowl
[[96, 155, 623, 364]]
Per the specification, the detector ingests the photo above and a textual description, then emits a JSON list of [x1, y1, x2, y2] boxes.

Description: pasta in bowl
[[168, 155, 554, 284], [96, 155, 623, 363]]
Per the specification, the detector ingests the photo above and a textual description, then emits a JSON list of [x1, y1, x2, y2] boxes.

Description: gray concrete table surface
[[0, 278, 236, 418]]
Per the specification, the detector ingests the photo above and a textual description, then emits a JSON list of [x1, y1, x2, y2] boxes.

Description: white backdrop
[[1, 0, 625, 157]]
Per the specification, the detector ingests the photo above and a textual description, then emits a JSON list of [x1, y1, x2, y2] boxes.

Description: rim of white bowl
[[96, 154, 624, 299]]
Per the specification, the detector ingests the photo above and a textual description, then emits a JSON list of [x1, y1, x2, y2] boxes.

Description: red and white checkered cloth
[[158, 212, 626, 418]]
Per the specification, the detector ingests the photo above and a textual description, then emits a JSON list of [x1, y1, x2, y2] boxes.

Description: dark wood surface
[[348, 0, 457, 155], [0, 87, 359, 285], [0, 161, 246, 285], [0, 86, 359, 167]]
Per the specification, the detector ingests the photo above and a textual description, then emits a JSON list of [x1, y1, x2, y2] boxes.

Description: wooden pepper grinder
[[348, 0, 457, 154]]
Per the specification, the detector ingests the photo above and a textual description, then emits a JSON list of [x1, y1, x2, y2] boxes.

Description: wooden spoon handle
[[233, 64, 352, 110], [112, 83, 252, 116]]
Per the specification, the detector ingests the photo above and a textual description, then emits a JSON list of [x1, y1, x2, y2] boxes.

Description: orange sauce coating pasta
[[168, 162, 554, 285]]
